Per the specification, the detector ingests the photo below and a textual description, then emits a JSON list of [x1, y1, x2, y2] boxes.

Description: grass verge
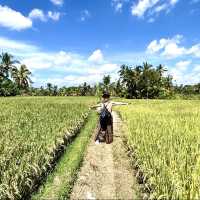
[[32, 111, 98, 200]]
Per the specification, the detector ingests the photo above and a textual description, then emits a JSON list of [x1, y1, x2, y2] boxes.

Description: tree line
[[0, 52, 32, 96], [0, 52, 199, 98]]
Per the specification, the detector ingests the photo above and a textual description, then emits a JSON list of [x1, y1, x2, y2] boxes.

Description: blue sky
[[0, 0, 199, 87]]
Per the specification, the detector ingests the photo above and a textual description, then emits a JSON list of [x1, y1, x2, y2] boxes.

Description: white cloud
[[154, 3, 168, 13], [175, 60, 191, 71], [162, 43, 186, 58], [21, 51, 72, 70], [29, 9, 46, 22], [147, 35, 200, 59], [54, 51, 72, 65], [80, 10, 91, 21], [115, 2, 123, 12], [22, 55, 53, 70], [147, 35, 182, 54], [168, 60, 200, 85], [50, 0, 64, 6], [88, 63, 119, 75], [112, 0, 128, 12], [193, 65, 200, 72], [170, 0, 179, 5], [29, 9, 61, 22], [0, 5, 32, 30], [0, 37, 37, 54], [131, 0, 159, 18], [88, 49, 104, 63], [187, 44, 200, 57], [48, 11, 61, 21], [1, 36, 198, 87], [0, 37, 120, 87], [131, 0, 179, 21], [63, 74, 102, 86]]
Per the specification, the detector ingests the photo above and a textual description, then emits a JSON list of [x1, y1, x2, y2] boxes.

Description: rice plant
[[0, 96, 96, 199], [117, 100, 200, 199]]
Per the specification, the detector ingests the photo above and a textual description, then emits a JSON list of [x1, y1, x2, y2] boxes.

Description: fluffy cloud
[[29, 9, 46, 21], [29, 9, 61, 22], [131, 0, 159, 17], [175, 60, 191, 71], [22, 50, 118, 86], [147, 35, 200, 59], [0, 37, 37, 52], [48, 11, 61, 21], [187, 44, 200, 57], [0, 4, 61, 31], [169, 61, 200, 85], [0, 5, 32, 30], [131, 0, 179, 21], [162, 43, 186, 58], [0, 37, 119, 86], [50, 0, 64, 6], [88, 49, 104, 63], [21, 51, 72, 71]]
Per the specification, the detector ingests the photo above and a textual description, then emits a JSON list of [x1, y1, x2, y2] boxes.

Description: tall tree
[[46, 83, 53, 95], [0, 52, 19, 79], [103, 75, 111, 91], [118, 63, 173, 99], [12, 64, 32, 90]]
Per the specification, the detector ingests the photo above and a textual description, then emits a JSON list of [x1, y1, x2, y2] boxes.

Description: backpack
[[100, 103, 112, 131]]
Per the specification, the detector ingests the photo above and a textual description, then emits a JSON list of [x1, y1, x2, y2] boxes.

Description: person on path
[[91, 91, 128, 144]]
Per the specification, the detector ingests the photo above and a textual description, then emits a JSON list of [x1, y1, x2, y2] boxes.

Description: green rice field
[[0, 96, 97, 199], [116, 100, 200, 199]]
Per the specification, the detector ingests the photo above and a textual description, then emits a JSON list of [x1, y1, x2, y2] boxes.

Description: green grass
[[116, 99, 200, 199], [32, 111, 98, 200], [0, 96, 97, 199]]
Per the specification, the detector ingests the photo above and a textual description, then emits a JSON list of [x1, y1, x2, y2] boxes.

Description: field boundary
[[24, 111, 90, 199]]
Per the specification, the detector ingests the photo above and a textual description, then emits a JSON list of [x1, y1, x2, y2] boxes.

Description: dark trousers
[[95, 117, 113, 144]]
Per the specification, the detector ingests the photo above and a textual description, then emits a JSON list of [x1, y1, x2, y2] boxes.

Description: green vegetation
[[32, 111, 98, 200], [0, 96, 96, 199], [0, 52, 32, 96], [117, 63, 173, 99], [1, 51, 199, 98], [116, 100, 200, 199]]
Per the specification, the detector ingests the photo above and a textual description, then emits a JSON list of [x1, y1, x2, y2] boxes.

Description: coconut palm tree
[[103, 75, 111, 91], [12, 64, 32, 89], [157, 64, 166, 76], [0, 52, 19, 79]]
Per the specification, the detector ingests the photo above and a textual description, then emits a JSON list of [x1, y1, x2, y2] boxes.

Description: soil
[[70, 111, 140, 199]]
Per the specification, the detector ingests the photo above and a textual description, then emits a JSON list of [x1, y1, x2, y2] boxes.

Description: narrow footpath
[[70, 111, 140, 199]]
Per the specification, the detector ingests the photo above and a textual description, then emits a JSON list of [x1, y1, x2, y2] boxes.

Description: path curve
[[70, 111, 139, 199]]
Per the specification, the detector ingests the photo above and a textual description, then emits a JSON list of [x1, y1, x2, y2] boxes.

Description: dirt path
[[70, 111, 140, 199]]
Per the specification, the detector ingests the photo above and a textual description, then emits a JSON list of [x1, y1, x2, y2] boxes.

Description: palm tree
[[0, 52, 19, 79], [143, 62, 152, 71], [46, 83, 53, 95], [157, 64, 167, 78], [12, 64, 32, 89], [103, 75, 111, 91]]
